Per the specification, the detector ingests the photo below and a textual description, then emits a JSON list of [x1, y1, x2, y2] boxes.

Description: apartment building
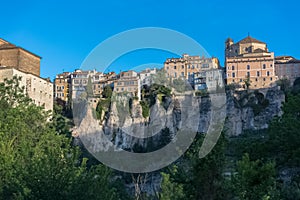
[[193, 69, 224, 91], [113, 70, 141, 100], [139, 68, 157, 87], [54, 72, 71, 103], [164, 54, 219, 80], [275, 56, 300, 85], [0, 67, 53, 110], [225, 36, 277, 89]]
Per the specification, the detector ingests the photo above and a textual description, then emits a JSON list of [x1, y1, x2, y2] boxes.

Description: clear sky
[[2, 0, 300, 80]]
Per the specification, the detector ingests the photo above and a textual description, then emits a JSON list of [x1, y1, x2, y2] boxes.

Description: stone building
[[70, 69, 95, 99], [139, 68, 157, 87], [113, 70, 141, 100], [225, 36, 277, 89], [164, 54, 219, 80], [193, 69, 224, 92], [0, 38, 40, 76], [0, 67, 53, 110], [54, 72, 71, 103], [275, 56, 300, 85]]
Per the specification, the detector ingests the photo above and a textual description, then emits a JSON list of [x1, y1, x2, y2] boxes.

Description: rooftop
[[238, 36, 266, 44]]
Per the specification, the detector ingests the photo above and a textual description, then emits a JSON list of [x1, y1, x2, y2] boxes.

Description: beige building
[[54, 72, 71, 103], [114, 70, 141, 100], [225, 36, 277, 89], [164, 54, 219, 80], [275, 56, 300, 85], [0, 67, 53, 110], [0, 38, 41, 76]]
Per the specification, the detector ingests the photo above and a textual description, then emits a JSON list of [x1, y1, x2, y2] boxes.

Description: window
[[232, 72, 235, 78], [247, 72, 250, 77], [174, 66, 176, 69], [263, 64, 266, 69], [232, 66, 235, 70], [270, 77, 273, 81], [174, 72, 177, 78], [182, 65, 184, 69], [267, 71, 270, 76], [257, 71, 260, 77], [232, 79, 235, 82], [263, 78, 266, 81], [247, 65, 250, 70], [255, 78, 258, 81], [240, 79, 243, 82], [270, 64, 273, 67]]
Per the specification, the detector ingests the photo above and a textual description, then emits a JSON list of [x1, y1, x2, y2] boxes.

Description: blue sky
[[1, 0, 300, 80]]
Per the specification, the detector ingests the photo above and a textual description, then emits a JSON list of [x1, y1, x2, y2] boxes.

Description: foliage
[[140, 100, 150, 118], [102, 85, 113, 99], [0, 77, 124, 199], [195, 89, 209, 97], [159, 169, 185, 200], [86, 75, 94, 98], [232, 154, 279, 200], [95, 97, 111, 120]]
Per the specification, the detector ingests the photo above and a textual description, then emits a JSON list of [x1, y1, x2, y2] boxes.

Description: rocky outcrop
[[73, 87, 285, 196], [225, 86, 285, 136]]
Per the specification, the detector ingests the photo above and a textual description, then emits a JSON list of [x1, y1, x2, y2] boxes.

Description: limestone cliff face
[[73, 87, 284, 195], [225, 87, 285, 136]]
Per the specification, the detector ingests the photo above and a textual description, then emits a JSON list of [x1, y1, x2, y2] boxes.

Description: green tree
[[232, 154, 278, 200], [0, 76, 124, 199], [159, 170, 185, 200], [86, 75, 94, 98], [102, 85, 113, 99]]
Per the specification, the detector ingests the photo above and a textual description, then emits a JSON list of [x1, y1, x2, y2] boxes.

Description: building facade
[[225, 36, 277, 89], [113, 70, 141, 100], [0, 67, 53, 110], [275, 56, 300, 85], [164, 54, 219, 80], [193, 69, 224, 91], [0, 38, 41, 76], [54, 72, 71, 103], [139, 68, 157, 87]]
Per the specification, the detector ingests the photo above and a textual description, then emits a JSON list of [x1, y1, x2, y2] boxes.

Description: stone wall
[[0, 68, 53, 111], [0, 48, 40, 76]]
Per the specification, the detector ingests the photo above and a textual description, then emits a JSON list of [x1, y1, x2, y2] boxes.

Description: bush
[[140, 100, 150, 118]]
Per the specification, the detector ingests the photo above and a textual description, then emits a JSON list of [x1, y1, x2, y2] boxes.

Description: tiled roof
[[238, 36, 266, 44]]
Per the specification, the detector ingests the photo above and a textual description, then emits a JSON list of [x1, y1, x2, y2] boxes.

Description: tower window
[[232, 66, 235, 70], [257, 71, 260, 77], [247, 65, 250, 70]]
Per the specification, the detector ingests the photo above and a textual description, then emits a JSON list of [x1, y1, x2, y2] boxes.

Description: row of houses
[[55, 34, 300, 106], [1, 36, 299, 112], [54, 68, 158, 105]]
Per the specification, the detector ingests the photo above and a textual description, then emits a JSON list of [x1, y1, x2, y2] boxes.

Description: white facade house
[[139, 68, 157, 87], [0, 67, 53, 111]]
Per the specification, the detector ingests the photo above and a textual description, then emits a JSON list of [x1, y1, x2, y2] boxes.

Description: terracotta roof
[[238, 36, 266, 44]]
